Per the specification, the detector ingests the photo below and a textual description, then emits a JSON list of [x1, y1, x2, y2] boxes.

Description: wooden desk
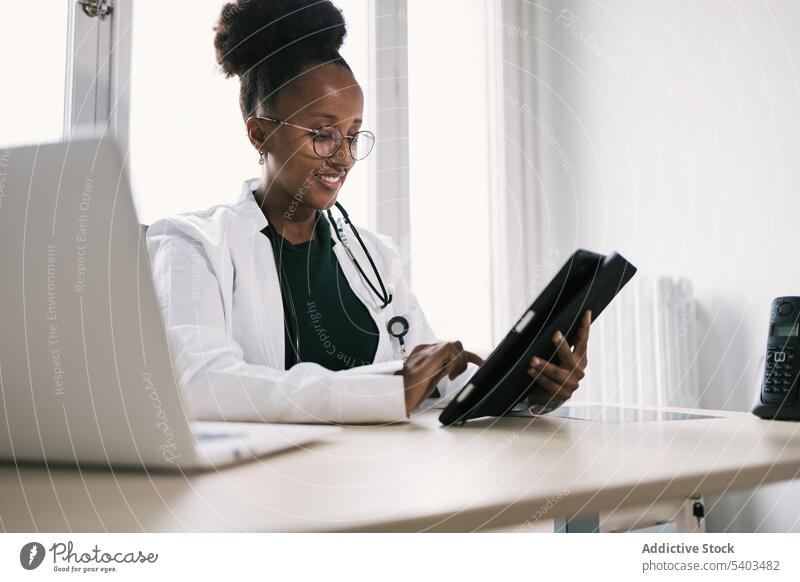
[[2, 403, 799, 532]]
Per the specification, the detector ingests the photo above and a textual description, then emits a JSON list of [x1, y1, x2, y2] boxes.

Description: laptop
[[0, 135, 339, 471]]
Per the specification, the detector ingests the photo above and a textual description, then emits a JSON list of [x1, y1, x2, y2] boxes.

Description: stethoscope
[[267, 201, 410, 365]]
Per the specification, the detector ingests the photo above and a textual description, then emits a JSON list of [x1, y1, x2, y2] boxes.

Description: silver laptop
[[0, 135, 339, 470]]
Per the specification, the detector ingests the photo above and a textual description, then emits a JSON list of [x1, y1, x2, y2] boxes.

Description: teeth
[[318, 175, 341, 183]]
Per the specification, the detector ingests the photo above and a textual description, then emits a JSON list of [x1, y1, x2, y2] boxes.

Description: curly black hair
[[214, 0, 351, 120]]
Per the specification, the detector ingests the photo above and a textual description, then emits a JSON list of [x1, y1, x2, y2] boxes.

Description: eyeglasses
[[256, 115, 376, 161]]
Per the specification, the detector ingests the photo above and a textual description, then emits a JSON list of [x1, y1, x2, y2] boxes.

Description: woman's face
[[250, 63, 365, 214]]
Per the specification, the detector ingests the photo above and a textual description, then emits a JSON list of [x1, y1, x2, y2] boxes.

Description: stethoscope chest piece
[[387, 315, 410, 359]]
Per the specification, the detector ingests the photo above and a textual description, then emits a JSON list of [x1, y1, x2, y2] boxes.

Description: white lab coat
[[146, 178, 477, 424]]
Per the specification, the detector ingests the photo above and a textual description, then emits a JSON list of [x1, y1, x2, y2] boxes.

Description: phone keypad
[[764, 346, 798, 401]]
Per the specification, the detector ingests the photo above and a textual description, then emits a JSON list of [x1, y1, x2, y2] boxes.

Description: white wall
[[533, 0, 800, 532]]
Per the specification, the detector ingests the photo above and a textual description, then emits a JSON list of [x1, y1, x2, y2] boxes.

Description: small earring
[[258, 149, 265, 165]]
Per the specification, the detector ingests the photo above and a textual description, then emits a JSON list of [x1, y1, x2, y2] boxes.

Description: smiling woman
[[214, 0, 366, 219], [144, 0, 583, 425], [144, 0, 488, 424]]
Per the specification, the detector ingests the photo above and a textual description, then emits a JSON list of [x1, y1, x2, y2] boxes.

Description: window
[[127, 0, 374, 226], [406, 0, 497, 352], [0, 1, 70, 146]]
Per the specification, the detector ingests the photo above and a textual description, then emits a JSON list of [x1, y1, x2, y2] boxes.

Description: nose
[[327, 138, 355, 170]]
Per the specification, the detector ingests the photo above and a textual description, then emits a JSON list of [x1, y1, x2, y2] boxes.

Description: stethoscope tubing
[[327, 202, 392, 309]]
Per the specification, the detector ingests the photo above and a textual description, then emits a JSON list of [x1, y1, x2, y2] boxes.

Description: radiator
[[574, 277, 700, 408]]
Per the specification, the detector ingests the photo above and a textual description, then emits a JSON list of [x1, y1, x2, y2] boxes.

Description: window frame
[[370, 0, 411, 261], [489, 0, 545, 340], [65, 0, 122, 139]]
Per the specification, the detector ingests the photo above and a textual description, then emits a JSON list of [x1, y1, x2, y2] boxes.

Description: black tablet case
[[439, 250, 637, 426]]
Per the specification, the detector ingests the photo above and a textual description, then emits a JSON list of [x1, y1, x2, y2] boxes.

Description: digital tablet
[[439, 249, 637, 426]]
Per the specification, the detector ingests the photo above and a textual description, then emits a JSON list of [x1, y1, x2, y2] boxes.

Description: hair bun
[[214, 0, 347, 78]]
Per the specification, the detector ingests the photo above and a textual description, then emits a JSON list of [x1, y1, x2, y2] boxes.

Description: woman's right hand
[[399, 341, 484, 415]]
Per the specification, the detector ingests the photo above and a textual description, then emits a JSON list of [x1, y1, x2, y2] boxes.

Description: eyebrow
[[308, 112, 362, 124]]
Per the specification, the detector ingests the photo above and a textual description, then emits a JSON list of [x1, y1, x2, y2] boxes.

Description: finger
[[529, 358, 584, 385], [448, 357, 467, 380], [425, 342, 462, 383], [446, 342, 468, 380], [443, 354, 466, 381], [432, 350, 465, 392], [552, 331, 578, 368], [534, 374, 578, 398], [464, 351, 485, 366], [528, 358, 585, 382], [574, 310, 592, 359], [534, 375, 574, 400]]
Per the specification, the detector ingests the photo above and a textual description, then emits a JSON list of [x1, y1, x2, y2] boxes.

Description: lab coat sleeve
[[148, 231, 408, 424]]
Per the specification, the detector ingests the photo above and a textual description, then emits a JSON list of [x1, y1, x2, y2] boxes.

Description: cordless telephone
[[753, 297, 800, 420]]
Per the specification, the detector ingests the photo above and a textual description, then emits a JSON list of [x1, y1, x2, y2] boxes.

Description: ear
[[245, 116, 269, 155]]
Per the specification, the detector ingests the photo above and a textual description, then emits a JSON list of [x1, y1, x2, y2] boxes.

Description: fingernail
[[532, 357, 541, 365], [554, 331, 562, 341]]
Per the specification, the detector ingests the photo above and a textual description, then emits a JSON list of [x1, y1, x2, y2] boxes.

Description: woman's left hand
[[527, 310, 591, 404]]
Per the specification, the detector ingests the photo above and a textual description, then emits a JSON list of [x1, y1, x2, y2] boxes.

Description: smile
[[313, 172, 344, 190]]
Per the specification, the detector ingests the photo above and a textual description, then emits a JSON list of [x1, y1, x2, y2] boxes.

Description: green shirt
[[262, 213, 379, 371]]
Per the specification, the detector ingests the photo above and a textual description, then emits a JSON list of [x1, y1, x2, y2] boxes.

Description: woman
[[146, 0, 590, 424]]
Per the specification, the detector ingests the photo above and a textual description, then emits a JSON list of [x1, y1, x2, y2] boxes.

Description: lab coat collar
[[235, 177, 269, 237], [236, 178, 336, 251]]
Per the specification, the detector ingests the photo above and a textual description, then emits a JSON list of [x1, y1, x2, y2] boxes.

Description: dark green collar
[[261, 211, 335, 255]]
